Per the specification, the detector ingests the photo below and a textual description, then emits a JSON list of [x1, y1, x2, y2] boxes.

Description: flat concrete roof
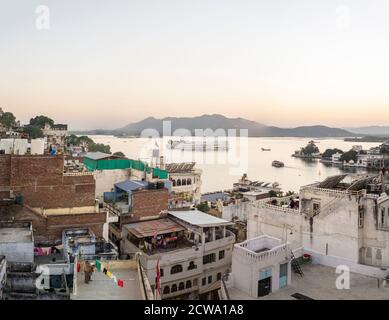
[[243, 191, 269, 196], [0, 227, 32, 243], [83, 152, 113, 161], [72, 267, 142, 300], [168, 210, 233, 227], [228, 263, 389, 300]]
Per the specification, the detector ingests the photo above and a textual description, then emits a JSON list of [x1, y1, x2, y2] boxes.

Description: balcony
[[204, 230, 235, 252], [104, 202, 133, 217]]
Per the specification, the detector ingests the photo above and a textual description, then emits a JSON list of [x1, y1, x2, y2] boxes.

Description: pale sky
[[1, 0, 389, 130]]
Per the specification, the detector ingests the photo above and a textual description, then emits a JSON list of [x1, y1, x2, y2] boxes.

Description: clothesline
[[94, 260, 124, 288]]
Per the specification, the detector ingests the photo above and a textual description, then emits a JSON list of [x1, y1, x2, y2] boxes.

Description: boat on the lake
[[272, 160, 284, 168], [261, 147, 271, 151]]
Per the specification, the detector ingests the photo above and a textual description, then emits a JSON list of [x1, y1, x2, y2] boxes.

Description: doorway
[[258, 277, 271, 297]]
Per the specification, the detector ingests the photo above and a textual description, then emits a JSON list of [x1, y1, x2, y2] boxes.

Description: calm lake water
[[89, 135, 381, 194]]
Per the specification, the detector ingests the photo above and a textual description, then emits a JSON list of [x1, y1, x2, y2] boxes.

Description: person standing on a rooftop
[[84, 261, 94, 284]]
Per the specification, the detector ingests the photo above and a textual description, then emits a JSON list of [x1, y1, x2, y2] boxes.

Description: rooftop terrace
[[228, 263, 389, 300], [0, 226, 33, 243], [72, 260, 143, 300]]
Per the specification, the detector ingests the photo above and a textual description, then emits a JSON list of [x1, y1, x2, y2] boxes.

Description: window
[[160, 268, 164, 277], [171, 265, 183, 274], [171, 284, 177, 292], [163, 286, 170, 294], [187, 178, 192, 185], [219, 250, 225, 260], [186, 280, 192, 289], [202, 278, 206, 286], [188, 261, 197, 270], [203, 253, 216, 265], [172, 180, 176, 187], [313, 202, 320, 214], [358, 206, 364, 228], [217, 273, 222, 281], [179, 282, 185, 291], [182, 179, 187, 186], [208, 275, 212, 284], [177, 179, 181, 186]]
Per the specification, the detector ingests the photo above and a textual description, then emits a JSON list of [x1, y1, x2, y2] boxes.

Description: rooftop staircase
[[291, 251, 304, 277]]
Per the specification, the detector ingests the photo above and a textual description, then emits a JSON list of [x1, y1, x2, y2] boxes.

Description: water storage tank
[[0, 139, 13, 154], [148, 182, 156, 189], [13, 139, 28, 155], [31, 139, 45, 155]]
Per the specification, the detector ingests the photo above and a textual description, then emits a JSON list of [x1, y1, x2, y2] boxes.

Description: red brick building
[[0, 154, 106, 243]]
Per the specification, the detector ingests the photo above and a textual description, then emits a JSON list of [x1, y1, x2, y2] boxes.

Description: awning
[[124, 218, 185, 238]]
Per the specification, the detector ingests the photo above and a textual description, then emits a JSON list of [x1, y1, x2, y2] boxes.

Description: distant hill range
[[345, 126, 389, 136], [72, 114, 355, 137]]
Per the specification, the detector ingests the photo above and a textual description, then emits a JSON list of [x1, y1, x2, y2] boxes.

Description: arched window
[[172, 179, 176, 187], [186, 280, 192, 289], [188, 261, 197, 270], [187, 178, 192, 185], [171, 284, 177, 292], [163, 286, 170, 295], [182, 179, 187, 186], [171, 265, 183, 274], [177, 179, 181, 186], [179, 282, 185, 291]]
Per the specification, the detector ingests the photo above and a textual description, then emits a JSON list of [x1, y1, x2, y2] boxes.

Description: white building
[[0, 222, 34, 264], [246, 174, 389, 276], [166, 162, 202, 205], [42, 123, 68, 147], [356, 153, 385, 168], [228, 235, 292, 298], [121, 210, 235, 299], [331, 152, 342, 163], [0, 138, 29, 155]]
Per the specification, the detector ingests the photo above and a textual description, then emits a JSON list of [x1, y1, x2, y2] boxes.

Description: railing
[[300, 186, 365, 197], [63, 171, 93, 176], [104, 202, 131, 217], [204, 230, 235, 251], [259, 203, 300, 215], [234, 236, 290, 263], [301, 187, 365, 219], [253, 197, 300, 215], [220, 277, 230, 300]]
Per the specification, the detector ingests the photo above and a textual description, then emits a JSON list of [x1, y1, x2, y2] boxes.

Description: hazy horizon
[[2, 1, 389, 130]]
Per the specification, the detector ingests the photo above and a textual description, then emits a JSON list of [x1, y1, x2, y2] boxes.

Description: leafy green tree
[[0, 112, 16, 128], [29, 115, 54, 128], [196, 202, 210, 213], [269, 190, 278, 198], [380, 142, 389, 155], [340, 150, 358, 162], [65, 134, 111, 154], [76, 136, 94, 146], [88, 143, 111, 154], [113, 151, 126, 158], [301, 142, 320, 155], [23, 125, 44, 139], [65, 134, 79, 146], [322, 148, 343, 159]]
